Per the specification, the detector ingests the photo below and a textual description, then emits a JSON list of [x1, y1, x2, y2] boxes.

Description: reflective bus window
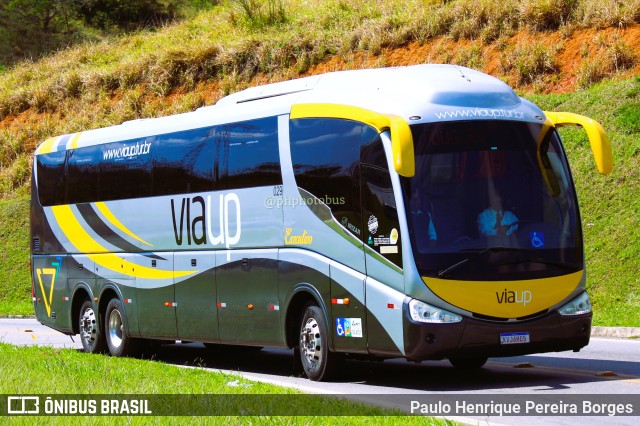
[[216, 117, 281, 190], [67, 146, 100, 204], [99, 139, 152, 201], [153, 127, 216, 196], [36, 151, 67, 206], [290, 118, 380, 237]]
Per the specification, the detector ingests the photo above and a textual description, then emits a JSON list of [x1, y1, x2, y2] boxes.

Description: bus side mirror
[[544, 111, 613, 175], [388, 115, 415, 177]]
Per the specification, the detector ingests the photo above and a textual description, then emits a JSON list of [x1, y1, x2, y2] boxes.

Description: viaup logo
[[36, 257, 62, 317], [496, 289, 532, 306]]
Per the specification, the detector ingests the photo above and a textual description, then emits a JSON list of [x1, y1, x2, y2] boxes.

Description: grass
[[0, 197, 31, 316], [0, 343, 450, 424]]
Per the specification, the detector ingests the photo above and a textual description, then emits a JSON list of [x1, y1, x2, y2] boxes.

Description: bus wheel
[[105, 298, 137, 357], [299, 303, 337, 381], [449, 356, 488, 369], [78, 300, 106, 353]]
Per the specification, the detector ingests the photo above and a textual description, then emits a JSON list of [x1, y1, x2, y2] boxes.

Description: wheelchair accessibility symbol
[[336, 318, 350, 337], [336, 317, 363, 338], [530, 232, 545, 249]]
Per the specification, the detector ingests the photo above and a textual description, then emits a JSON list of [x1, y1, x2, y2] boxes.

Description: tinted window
[[216, 117, 281, 190], [290, 118, 380, 237], [361, 136, 388, 168], [362, 165, 402, 267], [99, 139, 152, 201], [404, 121, 583, 281], [67, 146, 100, 204], [36, 151, 67, 206], [153, 127, 216, 196]]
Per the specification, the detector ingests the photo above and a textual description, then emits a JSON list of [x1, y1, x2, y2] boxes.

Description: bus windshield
[[403, 120, 583, 281]]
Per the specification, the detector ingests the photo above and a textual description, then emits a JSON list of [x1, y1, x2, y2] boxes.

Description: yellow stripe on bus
[[51, 205, 193, 280], [94, 202, 153, 247], [36, 137, 60, 155], [69, 132, 82, 149]]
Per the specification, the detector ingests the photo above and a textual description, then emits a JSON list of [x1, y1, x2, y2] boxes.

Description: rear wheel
[[449, 356, 488, 369], [78, 300, 106, 353], [105, 298, 139, 357], [299, 302, 338, 381]]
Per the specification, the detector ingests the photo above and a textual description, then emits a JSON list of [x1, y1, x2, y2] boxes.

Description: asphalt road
[[2, 318, 639, 424]]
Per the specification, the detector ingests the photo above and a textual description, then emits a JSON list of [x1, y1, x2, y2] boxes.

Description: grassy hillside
[[0, 196, 30, 315], [0, 0, 639, 325]]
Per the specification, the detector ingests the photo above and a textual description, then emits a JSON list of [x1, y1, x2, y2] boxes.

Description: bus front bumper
[[403, 310, 591, 361]]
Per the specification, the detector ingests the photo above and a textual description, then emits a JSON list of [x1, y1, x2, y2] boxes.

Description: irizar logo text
[[496, 289, 532, 306]]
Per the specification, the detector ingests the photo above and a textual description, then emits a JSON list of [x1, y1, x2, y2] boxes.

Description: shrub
[[501, 42, 559, 84], [577, 36, 636, 88], [520, 0, 578, 31], [233, 0, 287, 27]]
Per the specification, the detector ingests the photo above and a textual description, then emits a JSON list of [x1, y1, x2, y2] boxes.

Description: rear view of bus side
[[31, 65, 613, 381]]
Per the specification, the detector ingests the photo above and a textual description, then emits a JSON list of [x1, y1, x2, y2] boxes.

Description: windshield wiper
[[437, 247, 524, 278]]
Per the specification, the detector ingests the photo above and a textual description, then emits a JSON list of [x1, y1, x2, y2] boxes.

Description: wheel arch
[[284, 283, 330, 349]]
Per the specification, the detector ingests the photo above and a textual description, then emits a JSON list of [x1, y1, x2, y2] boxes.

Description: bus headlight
[[409, 299, 462, 323], [557, 292, 592, 316]]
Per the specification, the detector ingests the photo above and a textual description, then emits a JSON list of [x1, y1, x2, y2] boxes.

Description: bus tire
[[105, 298, 138, 357], [298, 302, 337, 381], [449, 356, 488, 369], [78, 300, 106, 354]]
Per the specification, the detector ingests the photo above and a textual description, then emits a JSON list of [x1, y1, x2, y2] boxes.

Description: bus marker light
[[269, 305, 280, 311], [247, 304, 254, 310], [164, 302, 177, 307], [124, 299, 132, 304], [62, 296, 69, 301], [93, 297, 98, 302], [217, 302, 226, 308], [387, 303, 395, 309], [331, 298, 350, 305]]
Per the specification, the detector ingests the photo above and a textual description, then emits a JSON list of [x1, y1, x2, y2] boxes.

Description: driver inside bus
[[477, 197, 519, 237]]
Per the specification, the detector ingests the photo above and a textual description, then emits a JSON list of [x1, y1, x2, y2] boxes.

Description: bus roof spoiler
[[290, 104, 415, 177], [544, 111, 613, 175]]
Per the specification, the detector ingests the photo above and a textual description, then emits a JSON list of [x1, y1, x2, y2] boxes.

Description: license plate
[[500, 332, 530, 345]]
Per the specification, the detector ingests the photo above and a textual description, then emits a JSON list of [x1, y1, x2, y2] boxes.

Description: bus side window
[[36, 151, 67, 206], [361, 164, 402, 268], [216, 117, 281, 190], [290, 118, 379, 238], [100, 139, 152, 201], [153, 128, 215, 196], [67, 146, 100, 204]]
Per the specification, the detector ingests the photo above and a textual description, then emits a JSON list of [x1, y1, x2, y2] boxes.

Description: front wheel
[[78, 300, 106, 353], [298, 303, 338, 381], [105, 298, 138, 357]]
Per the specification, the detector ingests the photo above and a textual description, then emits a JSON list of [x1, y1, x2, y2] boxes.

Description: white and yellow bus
[[31, 65, 612, 380]]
